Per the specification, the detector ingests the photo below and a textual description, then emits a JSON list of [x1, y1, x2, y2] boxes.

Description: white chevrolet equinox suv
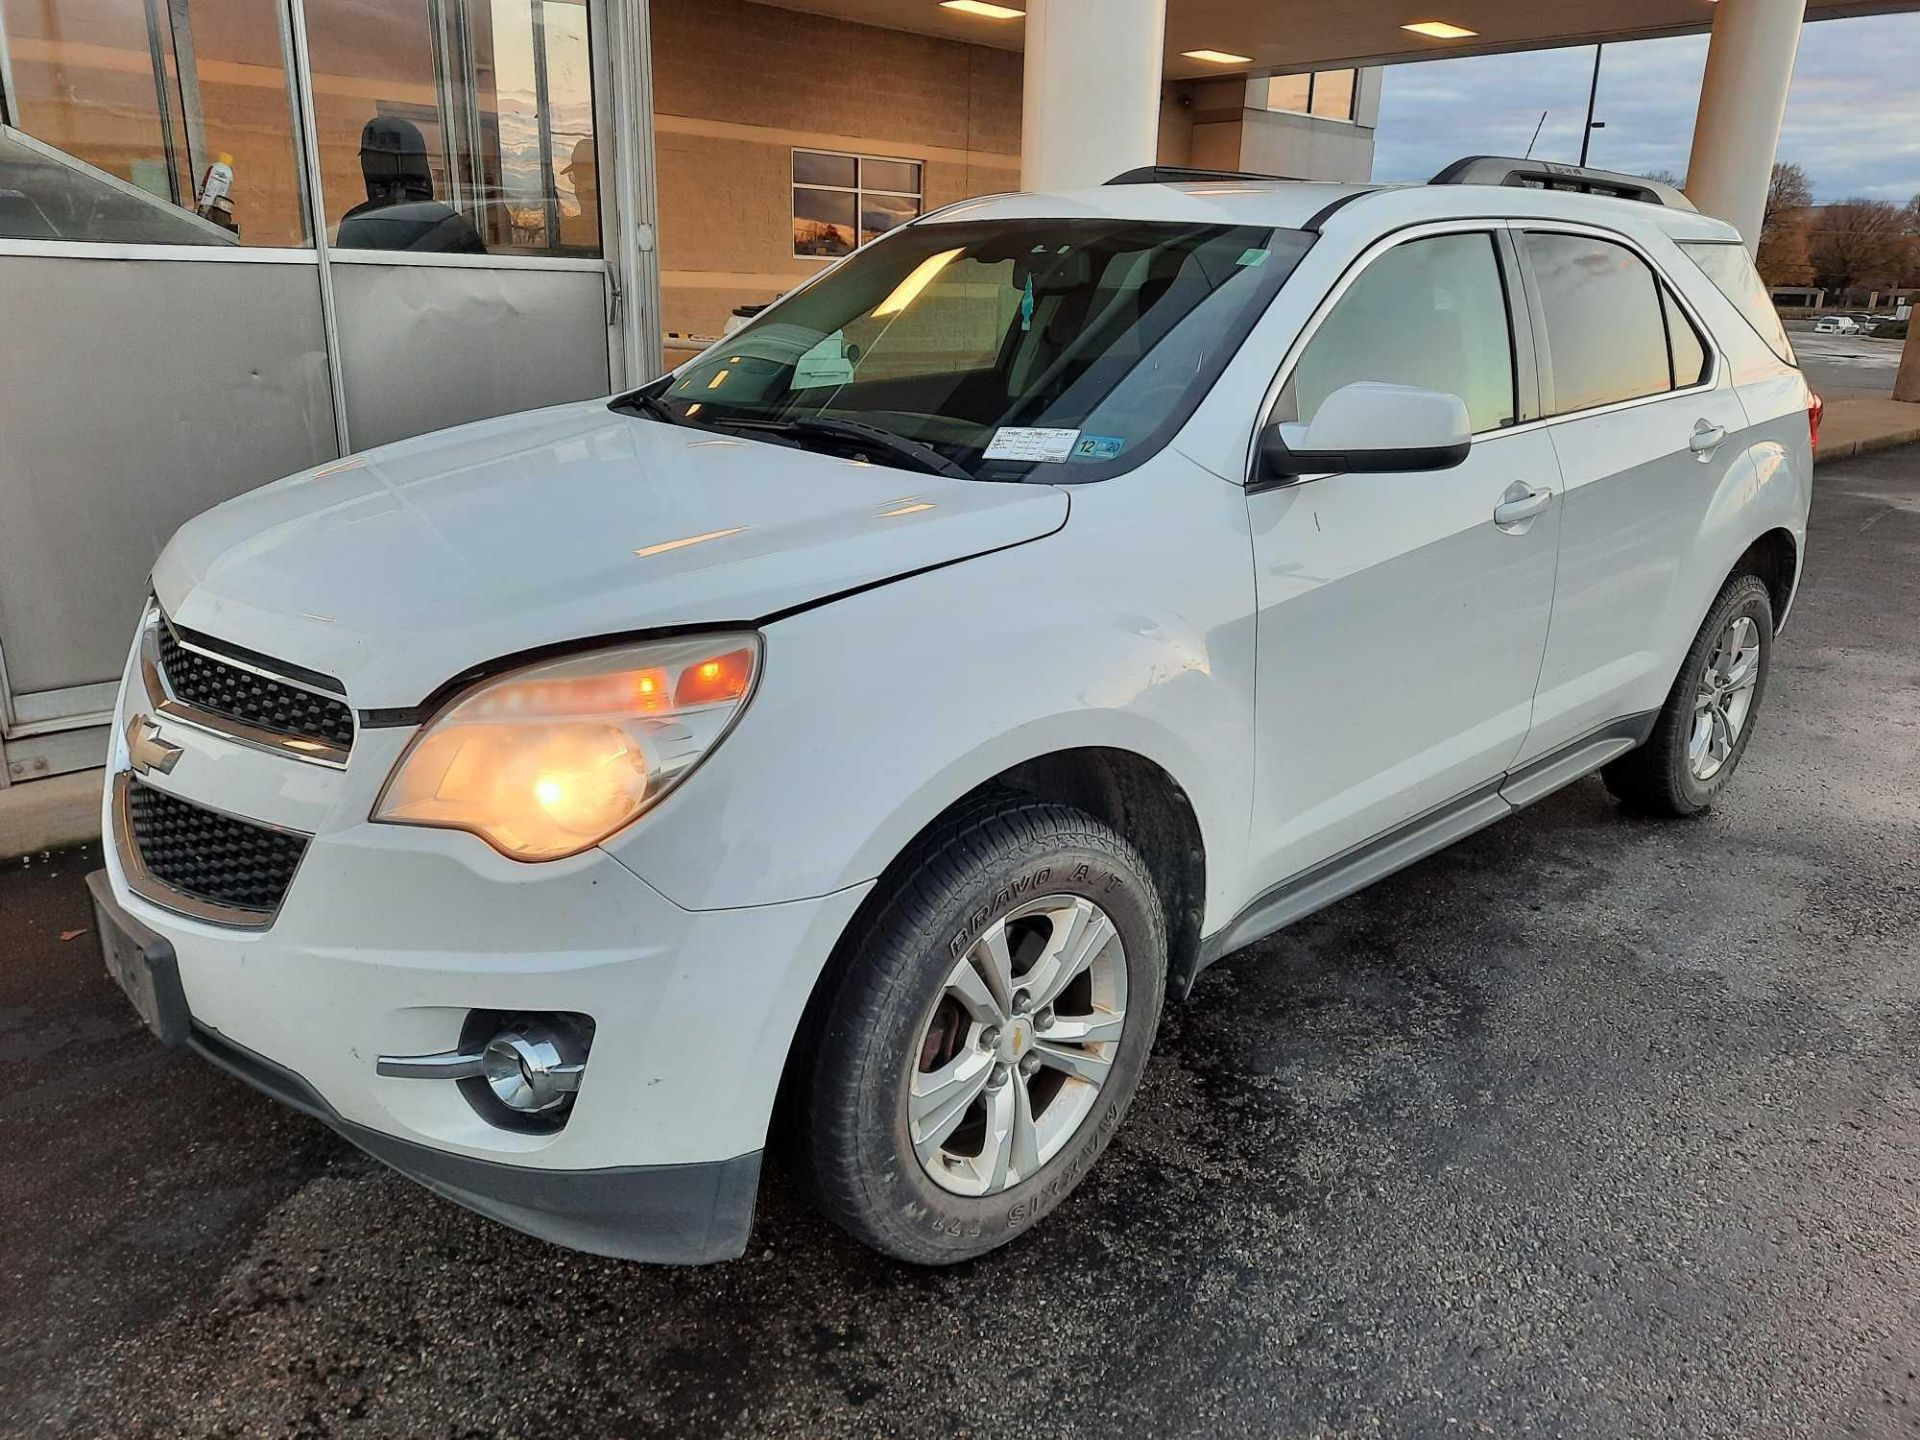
[[92, 159, 1817, 1266]]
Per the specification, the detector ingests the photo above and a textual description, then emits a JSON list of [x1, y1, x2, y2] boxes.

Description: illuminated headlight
[[372, 633, 760, 861]]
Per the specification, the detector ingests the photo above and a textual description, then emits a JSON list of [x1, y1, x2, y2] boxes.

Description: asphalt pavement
[[1791, 327, 1903, 402], [3, 448, 1919, 1439]]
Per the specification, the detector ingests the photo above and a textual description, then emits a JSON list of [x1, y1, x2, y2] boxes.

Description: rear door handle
[[1689, 419, 1727, 461], [1492, 483, 1553, 529]]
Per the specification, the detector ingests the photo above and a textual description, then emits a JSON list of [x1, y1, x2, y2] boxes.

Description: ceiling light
[[1183, 48, 1254, 65], [940, 0, 1024, 18], [1402, 19, 1478, 38]]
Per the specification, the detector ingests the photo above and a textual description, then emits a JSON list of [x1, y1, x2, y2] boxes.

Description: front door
[[1244, 226, 1562, 886]]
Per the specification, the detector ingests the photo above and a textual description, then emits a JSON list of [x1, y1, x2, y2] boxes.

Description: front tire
[[1603, 572, 1774, 817], [804, 795, 1166, 1265]]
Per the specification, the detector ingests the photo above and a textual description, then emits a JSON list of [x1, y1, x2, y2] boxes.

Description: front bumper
[[94, 823, 868, 1261], [187, 1018, 762, 1263]]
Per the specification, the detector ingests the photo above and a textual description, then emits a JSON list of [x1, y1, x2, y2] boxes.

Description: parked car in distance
[[1813, 315, 1858, 334], [92, 158, 1816, 1266]]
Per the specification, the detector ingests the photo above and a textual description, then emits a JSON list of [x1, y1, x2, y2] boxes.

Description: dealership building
[[0, 0, 1901, 786]]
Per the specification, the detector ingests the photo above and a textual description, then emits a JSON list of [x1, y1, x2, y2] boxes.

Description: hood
[[153, 401, 1068, 709]]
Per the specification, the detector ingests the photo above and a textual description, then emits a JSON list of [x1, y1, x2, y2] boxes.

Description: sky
[[1372, 12, 1920, 205]]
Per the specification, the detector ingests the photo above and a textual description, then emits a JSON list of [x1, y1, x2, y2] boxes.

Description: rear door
[[1510, 226, 1750, 764], [1242, 225, 1564, 887]]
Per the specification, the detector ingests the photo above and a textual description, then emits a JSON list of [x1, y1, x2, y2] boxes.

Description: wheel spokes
[[1032, 1038, 1112, 1088], [908, 1048, 994, 1160], [963, 924, 1016, 1023], [910, 892, 1131, 1198], [1036, 1008, 1125, 1045]]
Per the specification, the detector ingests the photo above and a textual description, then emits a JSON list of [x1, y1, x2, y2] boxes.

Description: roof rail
[[1430, 156, 1696, 212], [1105, 164, 1297, 186]]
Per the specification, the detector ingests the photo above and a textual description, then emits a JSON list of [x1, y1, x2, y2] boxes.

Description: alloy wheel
[[1689, 614, 1761, 781], [907, 894, 1128, 1197]]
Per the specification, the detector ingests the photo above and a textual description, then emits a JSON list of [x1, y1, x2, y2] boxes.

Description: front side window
[[1680, 240, 1796, 365], [1275, 231, 1517, 435], [792, 150, 923, 258], [645, 218, 1314, 479], [1524, 232, 1679, 415], [0, 0, 307, 245]]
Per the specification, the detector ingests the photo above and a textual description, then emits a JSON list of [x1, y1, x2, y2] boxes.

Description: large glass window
[[1680, 240, 1796, 365], [1524, 232, 1676, 415], [303, 0, 598, 254], [0, 0, 308, 244], [1262, 69, 1357, 123], [1276, 232, 1516, 435], [636, 219, 1315, 478], [792, 149, 922, 259]]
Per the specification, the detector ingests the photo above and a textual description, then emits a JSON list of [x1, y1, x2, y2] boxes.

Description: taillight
[[1808, 392, 1824, 454]]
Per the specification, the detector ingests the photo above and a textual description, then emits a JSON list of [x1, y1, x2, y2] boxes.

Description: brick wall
[[651, 0, 1023, 341]]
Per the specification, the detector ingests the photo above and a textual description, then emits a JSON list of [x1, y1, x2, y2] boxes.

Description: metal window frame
[[0, 0, 658, 746], [791, 145, 925, 261]]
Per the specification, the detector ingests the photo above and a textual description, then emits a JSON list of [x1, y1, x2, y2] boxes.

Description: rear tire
[[803, 794, 1166, 1265], [1603, 572, 1773, 817]]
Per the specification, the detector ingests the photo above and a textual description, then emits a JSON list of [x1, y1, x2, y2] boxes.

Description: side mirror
[[1259, 381, 1473, 483]]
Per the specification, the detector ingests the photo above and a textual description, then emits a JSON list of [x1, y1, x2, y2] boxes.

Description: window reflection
[[303, 0, 598, 255], [0, 0, 308, 243], [792, 148, 921, 259]]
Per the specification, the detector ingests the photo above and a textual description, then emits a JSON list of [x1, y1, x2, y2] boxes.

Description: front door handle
[[1492, 483, 1553, 530], [1689, 419, 1727, 461]]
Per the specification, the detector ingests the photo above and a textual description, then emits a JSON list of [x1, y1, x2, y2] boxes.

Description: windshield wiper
[[754, 416, 977, 482], [611, 387, 693, 427]]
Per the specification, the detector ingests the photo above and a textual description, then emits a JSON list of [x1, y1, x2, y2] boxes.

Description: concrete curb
[[0, 770, 103, 863], [5, 432, 1917, 864], [1815, 426, 1920, 465]]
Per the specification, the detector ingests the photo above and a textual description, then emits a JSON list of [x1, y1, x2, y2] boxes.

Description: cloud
[[1373, 13, 1920, 204]]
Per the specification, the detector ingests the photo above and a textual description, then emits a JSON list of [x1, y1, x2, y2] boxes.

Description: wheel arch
[[1732, 525, 1800, 631], [769, 745, 1211, 1160]]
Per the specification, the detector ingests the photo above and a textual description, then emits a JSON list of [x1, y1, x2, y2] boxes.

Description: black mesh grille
[[127, 782, 309, 914], [157, 623, 353, 750]]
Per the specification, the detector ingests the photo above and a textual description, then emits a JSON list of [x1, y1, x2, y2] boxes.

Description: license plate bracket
[[87, 870, 190, 1047]]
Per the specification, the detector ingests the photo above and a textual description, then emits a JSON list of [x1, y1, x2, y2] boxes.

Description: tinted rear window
[[1680, 241, 1797, 366], [1524, 232, 1673, 414]]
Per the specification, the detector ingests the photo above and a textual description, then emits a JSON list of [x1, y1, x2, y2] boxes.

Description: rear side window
[[1524, 232, 1674, 414], [1680, 240, 1797, 365], [1663, 288, 1710, 388], [1277, 231, 1517, 434]]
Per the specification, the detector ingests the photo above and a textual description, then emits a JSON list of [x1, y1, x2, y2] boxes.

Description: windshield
[[639, 217, 1313, 479]]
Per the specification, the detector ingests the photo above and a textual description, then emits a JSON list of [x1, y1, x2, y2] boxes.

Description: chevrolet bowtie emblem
[[127, 714, 183, 776]]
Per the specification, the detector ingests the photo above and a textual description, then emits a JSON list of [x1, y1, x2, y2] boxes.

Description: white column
[[1021, 0, 1168, 192], [1684, 0, 1807, 253]]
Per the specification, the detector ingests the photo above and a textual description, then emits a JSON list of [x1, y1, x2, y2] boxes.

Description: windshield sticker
[[1073, 434, 1126, 461], [983, 427, 1081, 463], [1235, 247, 1270, 267], [791, 331, 857, 389]]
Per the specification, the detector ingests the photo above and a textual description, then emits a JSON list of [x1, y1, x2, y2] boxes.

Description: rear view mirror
[[1259, 381, 1472, 482]]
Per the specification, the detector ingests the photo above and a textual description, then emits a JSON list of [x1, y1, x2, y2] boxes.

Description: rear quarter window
[[1679, 241, 1797, 366]]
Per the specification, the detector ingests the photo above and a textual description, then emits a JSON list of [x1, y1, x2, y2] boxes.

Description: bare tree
[[1806, 199, 1911, 298], [1756, 161, 1816, 288], [1764, 161, 1813, 229]]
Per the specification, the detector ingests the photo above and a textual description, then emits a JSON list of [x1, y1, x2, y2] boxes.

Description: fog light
[[375, 1013, 592, 1133], [482, 1025, 583, 1113]]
